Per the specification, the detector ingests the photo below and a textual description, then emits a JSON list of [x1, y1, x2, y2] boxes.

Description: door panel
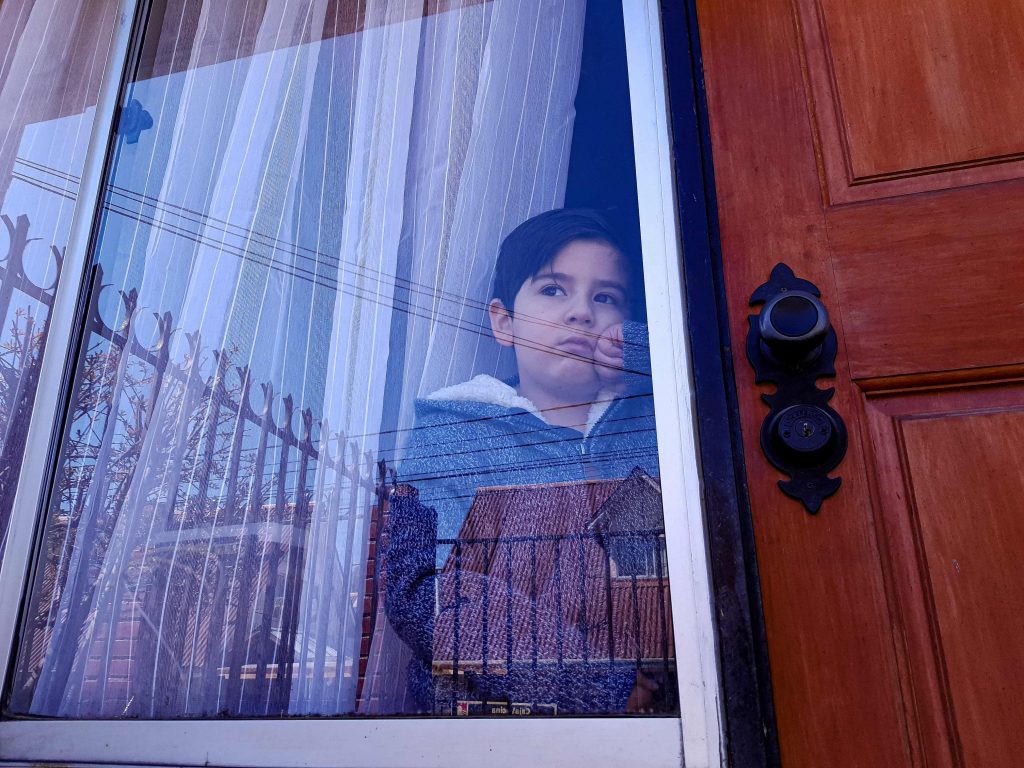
[[793, 0, 1024, 202], [818, 0, 1024, 178], [695, 0, 1024, 765], [828, 181, 1024, 379], [866, 388, 1024, 768]]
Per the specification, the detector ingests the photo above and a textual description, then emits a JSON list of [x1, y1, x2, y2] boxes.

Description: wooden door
[[694, 1, 1024, 766]]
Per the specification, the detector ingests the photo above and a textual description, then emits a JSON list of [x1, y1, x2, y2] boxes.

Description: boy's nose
[[565, 300, 593, 325]]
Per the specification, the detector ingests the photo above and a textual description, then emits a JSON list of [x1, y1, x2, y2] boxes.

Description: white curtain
[[351, 0, 587, 714], [30, 0, 347, 718], [20, 0, 586, 718]]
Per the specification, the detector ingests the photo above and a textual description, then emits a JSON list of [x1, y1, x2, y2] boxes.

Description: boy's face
[[489, 239, 629, 406]]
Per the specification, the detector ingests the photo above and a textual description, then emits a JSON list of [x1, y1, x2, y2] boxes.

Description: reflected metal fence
[[0, 213, 62, 548], [5, 214, 677, 718], [6, 215, 379, 716]]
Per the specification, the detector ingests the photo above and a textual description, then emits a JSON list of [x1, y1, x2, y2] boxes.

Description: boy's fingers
[[638, 675, 659, 691], [594, 348, 621, 370], [602, 323, 625, 347], [626, 673, 660, 713], [595, 338, 622, 363], [594, 324, 625, 368]]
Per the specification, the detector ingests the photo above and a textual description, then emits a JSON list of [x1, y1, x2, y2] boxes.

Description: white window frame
[[0, 1, 723, 765]]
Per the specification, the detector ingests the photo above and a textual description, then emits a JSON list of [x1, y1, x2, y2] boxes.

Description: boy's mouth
[[557, 335, 594, 357]]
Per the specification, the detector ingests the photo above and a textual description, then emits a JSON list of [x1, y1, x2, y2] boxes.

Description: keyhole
[[770, 404, 836, 457]]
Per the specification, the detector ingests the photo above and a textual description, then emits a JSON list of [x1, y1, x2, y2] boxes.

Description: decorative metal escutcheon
[[746, 263, 847, 513]]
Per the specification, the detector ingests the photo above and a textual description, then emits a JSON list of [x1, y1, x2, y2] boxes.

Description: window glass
[[0, 0, 121, 559], [8, 0, 679, 719]]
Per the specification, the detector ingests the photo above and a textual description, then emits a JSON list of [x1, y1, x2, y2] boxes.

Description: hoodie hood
[[423, 374, 613, 436]]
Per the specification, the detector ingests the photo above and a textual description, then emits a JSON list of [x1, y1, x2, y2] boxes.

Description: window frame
[[0, 0, 725, 765]]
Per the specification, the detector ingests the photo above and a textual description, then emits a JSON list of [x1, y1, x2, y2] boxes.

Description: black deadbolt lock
[[746, 264, 847, 513]]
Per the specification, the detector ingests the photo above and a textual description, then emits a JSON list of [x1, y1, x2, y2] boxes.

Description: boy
[[385, 209, 662, 714]]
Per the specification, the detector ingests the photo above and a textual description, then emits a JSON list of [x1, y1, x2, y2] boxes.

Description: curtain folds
[[13, 0, 587, 718]]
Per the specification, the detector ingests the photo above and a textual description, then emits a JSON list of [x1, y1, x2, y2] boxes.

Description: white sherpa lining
[[584, 396, 614, 436], [427, 374, 616, 437]]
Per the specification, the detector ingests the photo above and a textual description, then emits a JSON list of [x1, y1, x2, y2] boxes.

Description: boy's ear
[[488, 298, 515, 347]]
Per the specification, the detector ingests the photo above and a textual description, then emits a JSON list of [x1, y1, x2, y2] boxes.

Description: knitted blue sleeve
[[621, 320, 652, 393], [385, 416, 487, 711]]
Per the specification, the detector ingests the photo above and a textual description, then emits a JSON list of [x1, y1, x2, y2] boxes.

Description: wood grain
[[865, 385, 1024, 768], [821, 0, 1024, 178], [793, 0, 1024, 202], [904, 410, 1024, 768], [697, 0, 1024, 764], [696, 0, 910, 764], [858, 364, 1024, 395], [827, 180, 1024, 381]]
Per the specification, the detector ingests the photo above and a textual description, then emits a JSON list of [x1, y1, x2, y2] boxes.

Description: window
[[0, 0, 720, 764]]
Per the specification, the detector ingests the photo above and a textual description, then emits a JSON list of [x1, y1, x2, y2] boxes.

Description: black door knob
[[758, 290, 829, 364]]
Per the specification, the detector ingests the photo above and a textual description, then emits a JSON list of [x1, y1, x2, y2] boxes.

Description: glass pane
[[0, 0, 121, 560], [9, 0, 679, 719]]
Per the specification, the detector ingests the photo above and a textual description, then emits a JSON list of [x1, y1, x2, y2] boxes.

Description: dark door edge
[[659, 2, 782, 765]]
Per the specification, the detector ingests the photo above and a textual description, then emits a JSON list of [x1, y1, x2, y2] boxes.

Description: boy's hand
[[625, 671, 660, 714], [594, 323, 626, 392]]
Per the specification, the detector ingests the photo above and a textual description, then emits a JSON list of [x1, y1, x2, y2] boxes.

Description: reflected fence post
[[224, 381, 274, 713], [275, 404, 314, 711], [0, 214, 62, 542], [305, 431, 344, 709]]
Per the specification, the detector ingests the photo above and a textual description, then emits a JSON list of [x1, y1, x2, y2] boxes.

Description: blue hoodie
[[384, 322, 662, 714]]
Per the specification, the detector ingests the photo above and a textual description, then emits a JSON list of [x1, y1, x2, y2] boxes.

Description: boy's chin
[[540, 364, 601, 404]]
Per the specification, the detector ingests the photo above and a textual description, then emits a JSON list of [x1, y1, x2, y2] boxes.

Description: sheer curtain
[[25, 0, 349, 717], [353, 0, 587, 713], [13, 0, 586, 718]]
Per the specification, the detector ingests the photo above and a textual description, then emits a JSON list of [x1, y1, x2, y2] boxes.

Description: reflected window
[[9, 0, 678, 719]]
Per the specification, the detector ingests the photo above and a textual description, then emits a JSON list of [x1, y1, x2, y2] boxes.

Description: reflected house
[[61, 489, 364, 717], [433, 469, 675, 714], [358, 469, 676, 715], [69, 498, 333, 716]]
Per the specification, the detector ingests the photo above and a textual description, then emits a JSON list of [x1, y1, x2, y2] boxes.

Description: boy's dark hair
[[492, 208, 640, 315]]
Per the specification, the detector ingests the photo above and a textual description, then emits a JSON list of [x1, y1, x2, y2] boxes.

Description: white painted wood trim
[[623, 0, 724, 764], [2, 719, 687, 768]]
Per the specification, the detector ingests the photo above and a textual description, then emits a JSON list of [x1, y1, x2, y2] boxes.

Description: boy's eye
[[594, 292, 620, 305], [540, 284, 566, 297]]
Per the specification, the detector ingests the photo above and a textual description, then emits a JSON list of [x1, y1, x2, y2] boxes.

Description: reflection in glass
[[0, 0, 120, 558], [9, 0, 678, 719]]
